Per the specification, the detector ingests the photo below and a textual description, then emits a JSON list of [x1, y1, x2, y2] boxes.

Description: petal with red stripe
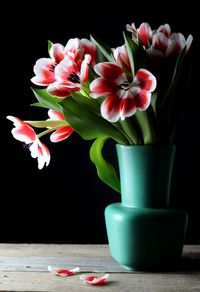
[[31, 58, 56, 85], [133, 88, 151, 111], [134, 69, 156, 92], [7, 116, 36, 143], [80, 54, 91, 83], [48, 109, 65, 121], [29, 140, 50, 170], [137, 22, 152, 47], [80, 274, 109, 285], [48, 266, 80, 276], [94, 62, 124, 80], [50, 126, 74, 142], [90, 77, 118, 98], [100, 95, 121, 122], [120, 96, 137, 120], [47, 82, 71, 97], [49, 43, 65, 63]]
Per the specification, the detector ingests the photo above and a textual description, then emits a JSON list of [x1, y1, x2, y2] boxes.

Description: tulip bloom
[[31, 38, 96, 98], [112, 45, 131, 76], [65, 38, 96, 66], [31, 43, 65, 86], [7, 116, 50, 170], [90, 62, 156, 122], [47, 54, 91, 97], [47, 109, 74, 142], [126, 22, 193, 58]]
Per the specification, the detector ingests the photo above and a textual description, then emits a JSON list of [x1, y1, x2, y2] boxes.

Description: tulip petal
[[55, 57, 79, 81], [31, 58, 56, 85], [7, 116, 26, 127], [65, 38, 81, 52], [48, 109, 65, 120], [90, 77, 118, 98], [29, 140, 50, 170], [80, 38, 96, 65], [80, 274, 109, 285], [7, 116, 36, 143], [80, 54, 91, 83], [94, 62, 124, 81], [186, 34, 193, 53], [157, 24, 171, 37], [113, 45, 131, 72], [48, 266, 80, 276], [47, 82, 71, 97], [120, 96, 137, 121], [137, 22, 152, 47], [50, 126, 74, 142], [49, 43, 65, 63], [126, 23, 136, 33], [132, 88, 151, 111], [152, 33, 168, 50], [100, 95, 121, 122], [134, 69, 157, 92]]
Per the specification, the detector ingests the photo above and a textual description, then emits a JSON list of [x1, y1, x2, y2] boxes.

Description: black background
[[1, 1, 199, 243]]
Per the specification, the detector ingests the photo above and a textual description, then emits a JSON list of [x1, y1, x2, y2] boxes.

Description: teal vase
[[105, 145, 188, 271]]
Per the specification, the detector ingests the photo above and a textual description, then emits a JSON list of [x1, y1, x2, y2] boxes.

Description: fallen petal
[[80, 274, 109, 285], [48, 266, 80, 276]]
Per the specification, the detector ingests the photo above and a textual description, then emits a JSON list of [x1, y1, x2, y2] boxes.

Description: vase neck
[[116, 145, 176, 208]]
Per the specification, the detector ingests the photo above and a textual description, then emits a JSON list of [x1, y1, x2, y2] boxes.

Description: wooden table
[[0, 244, 199, 291]]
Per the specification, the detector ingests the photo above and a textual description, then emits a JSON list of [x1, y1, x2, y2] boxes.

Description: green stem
[[135, 108, 157, 144], [120, 118, 141, 145], [37, 125, 62, 139], [80, 83, 93, 99]]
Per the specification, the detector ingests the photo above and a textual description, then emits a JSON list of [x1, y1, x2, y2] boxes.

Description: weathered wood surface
[[0, 244, 199, 292]]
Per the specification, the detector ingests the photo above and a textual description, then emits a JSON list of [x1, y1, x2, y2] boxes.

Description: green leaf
[[61, 97, 127, 144], [123, 32, 147, 74], [120, 118, 141, 145], [90, 136, 120, 193], [156, 48, 187, 140], [31, 88, 62, 112], [123, 32, 135, 76], [158, 48, 186, 111], [135, 109, 157, 144], [31, 102, 49, 108], [90, 35, 114, 62], [71, 91, 100, 113], [151, 92, 158, 116], [48, 40, 53, 53], [25, 120, 67, 128]]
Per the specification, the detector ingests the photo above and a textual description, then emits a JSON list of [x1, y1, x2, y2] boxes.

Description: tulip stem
[[37, 125, 62, 138], [120, 118, 141, 145]]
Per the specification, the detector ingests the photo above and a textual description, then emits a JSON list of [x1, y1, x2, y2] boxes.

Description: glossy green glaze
[[105, 145, 188, 270]]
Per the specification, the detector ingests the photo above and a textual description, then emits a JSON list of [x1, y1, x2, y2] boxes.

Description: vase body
[[105, 145, 188, 271]]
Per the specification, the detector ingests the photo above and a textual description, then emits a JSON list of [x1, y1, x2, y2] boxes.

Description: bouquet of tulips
[[7, 22, 192, 192]]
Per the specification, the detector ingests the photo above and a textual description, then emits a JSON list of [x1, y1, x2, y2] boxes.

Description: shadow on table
[[176, 256, 200, 272], [147, 255, 200, 273], [133, 250, 200, 273]]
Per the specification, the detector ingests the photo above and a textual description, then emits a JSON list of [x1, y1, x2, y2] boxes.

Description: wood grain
[[0, 245, 199, 291]]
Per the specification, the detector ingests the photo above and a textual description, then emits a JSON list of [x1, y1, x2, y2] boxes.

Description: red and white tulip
[[126, 22, 193, 57], [112, 45, 131, 75], [47, 54, 91, 97], [90, 62, 156, 122], [31, 43, 65, 86], [65, 38, 96, 66], [47, 109, 74, 142], [7, 116, 50, 170]]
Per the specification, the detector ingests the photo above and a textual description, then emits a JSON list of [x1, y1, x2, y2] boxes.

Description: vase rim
[[116, 144, 176, 148]]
